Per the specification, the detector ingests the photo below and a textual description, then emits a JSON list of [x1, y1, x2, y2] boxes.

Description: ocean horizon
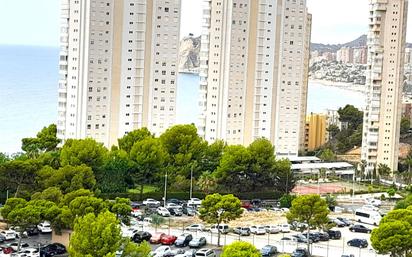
[[0, 45, 365, 153]]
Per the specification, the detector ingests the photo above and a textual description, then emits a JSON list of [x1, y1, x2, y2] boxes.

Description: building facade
[[57, 0, 181, 147], [337, 47, 354, 64], [199, 0, 311, 156], [361, 0, 408, 174], [304, 113, 327, 152], [353, 47, 368, 64]]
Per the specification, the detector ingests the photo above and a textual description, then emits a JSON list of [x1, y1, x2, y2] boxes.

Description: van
[[210, 224, 230, 234]]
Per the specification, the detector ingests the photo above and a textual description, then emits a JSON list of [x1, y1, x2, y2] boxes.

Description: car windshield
[[191, 238, 201, 243]]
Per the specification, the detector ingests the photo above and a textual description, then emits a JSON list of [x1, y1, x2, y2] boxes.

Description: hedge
[[99, 191, 283, 201]]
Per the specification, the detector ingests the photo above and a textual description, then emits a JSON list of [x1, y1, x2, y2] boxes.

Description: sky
[[0, 0, 411, 46]]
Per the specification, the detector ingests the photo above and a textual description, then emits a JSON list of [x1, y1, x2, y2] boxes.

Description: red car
[[241, 201, 252, 209], [2, 247, 13, 254], [161, 234, 177, 245], [150, 232, 166, 244]]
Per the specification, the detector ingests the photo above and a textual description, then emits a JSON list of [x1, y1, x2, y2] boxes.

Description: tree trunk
[[140, 183, 144, 201], [14, 184, 20, 198], [217, 222, 221, 247], [18, 231, 23, 251]]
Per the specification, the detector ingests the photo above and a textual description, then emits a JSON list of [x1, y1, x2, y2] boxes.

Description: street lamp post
[[217, 209, 224, 247], [164, 170, 168, 208], [190, 164, 194, 199]]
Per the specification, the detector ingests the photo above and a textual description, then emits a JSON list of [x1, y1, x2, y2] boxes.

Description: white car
[[37, 222, 52, 233], [279, 224, 291, 233], [143, 198, 160, 206], [8, 242, 30, 251], [264, 225, 281, 234], [187, 198, 202, 206], [131, 209, 142, 218], [250, 226, 266, 235], [11, 248, 39, 257], [366, 198, 382, 207], [195, 249, 216, 257], [166, 203, 180, 209], [150, 246, 171, 257], [121, 226, 137, 238], [157, 207, 171, 217], [185, 224, 205, 231], [362, 204, 379, 211], [1, 230, 17, 240]]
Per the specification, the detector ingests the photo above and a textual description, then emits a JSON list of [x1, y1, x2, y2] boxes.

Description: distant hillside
[[311, 35, 367, 53]]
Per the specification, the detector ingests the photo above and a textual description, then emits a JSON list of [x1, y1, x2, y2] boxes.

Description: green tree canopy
[[319, 148, 336, 162], [60, 138, 107, 171], [100, 149, 132, 193], [21, 124, 61, 157], [401, 117, 411, 135], [118, 128, 152, 153], [130, 137, 167, 198], [69, 211, 121, 257], [37, 164, 96, 193], [31, 187, 63, 204], [287, 194, 330, 252], [221, 241, 261, 257], [371, 209, 412, 257], [337, 104, 363, 130]]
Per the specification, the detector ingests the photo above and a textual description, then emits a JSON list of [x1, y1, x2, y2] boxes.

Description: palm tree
[[197, 172, 217, 194], [377, 163, 391, 183], [404, 154, 412, 184]]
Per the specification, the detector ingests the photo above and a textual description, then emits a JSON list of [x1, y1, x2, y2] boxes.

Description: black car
[[349, 224, 371, 233], [302, 232, 320, 242], [132, 231, 152, 243], [251, 199, 262, 206], [337, 217, 352, 226], [317, 232, 330, 241], [0, 234, 5, 243], [26, 225, 40, 236], [168, 207, 183, 216], [40, 243, 67, 257], [174, 233, 193, 247], [291, 248, 310, 257], [167, 198, 183, 205], [327, 230, 342, 239], [347, 238, 368, 248]]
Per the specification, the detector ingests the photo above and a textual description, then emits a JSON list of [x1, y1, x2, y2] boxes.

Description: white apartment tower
[[58, 0, 181, 147], [199, 0, 311, 156], [362, 0, 408, 174]]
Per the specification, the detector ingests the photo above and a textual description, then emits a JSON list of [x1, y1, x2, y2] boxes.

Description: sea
[[0, 45, 365, 153]]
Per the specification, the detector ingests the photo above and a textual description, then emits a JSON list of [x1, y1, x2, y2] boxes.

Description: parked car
[[341, 255, 355, 257], [0, 234, 6, 243], [187, 198, 202, 206], [37, 222, 52, 233], [166, 202, 181, 209], [164, 249, 185, 257], [302, 232, 320, 242], [183, 206, 196, 216], [157, 207, 171, 217], [13, 248, 39, 257], [0, 230, 17, 240], [250, 226, 266, 235], [327, 229, 342, 239], [174, 233, 193, 247], [313, 232, 329, 241], [210, 224, 230, 234], [161, 235, 177, 245], [143, 198, 160, 206], [189, 237, 207, 248], [132, 231, 152, 243], [150, 232, 167, 244], [175, 249, 196, 257], [185, 224, 205, 232], [2, 246, 13, 255], [337, 217, 352, 226], [168, 208, 183, 216], [349, 224, 372, 233], [291, 234, 312, 244], [40, 243, 67, 257], [194, 249, 215, 257], [291, 248, 310, 257], [264, 225, 281, 234], [260, 245, 277, 256], [150, 246, 171, 257], [329, 218, 346, 227], [279, 224, 291, 233], [233, 227, 251, 236], [26, 225, 40, 236], [9, 242, 29, 251], [251, 199, 262, 206], [131, 209, 143, 218], [347, 238, 368, 248]]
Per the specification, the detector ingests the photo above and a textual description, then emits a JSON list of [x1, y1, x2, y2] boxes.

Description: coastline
[[309, 79, 367, 94]]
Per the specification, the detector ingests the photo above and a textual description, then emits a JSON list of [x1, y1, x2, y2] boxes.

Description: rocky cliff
[[179, 36, 201, 73]]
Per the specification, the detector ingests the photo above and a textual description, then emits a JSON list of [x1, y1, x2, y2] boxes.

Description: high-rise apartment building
[[304, 113, 327, 152], [337, 47, 354, 64], [58, 0, 181, 147], [362, 0, 408, 174], [199, 0, 311, 156], [353, 47, 368, 64]]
